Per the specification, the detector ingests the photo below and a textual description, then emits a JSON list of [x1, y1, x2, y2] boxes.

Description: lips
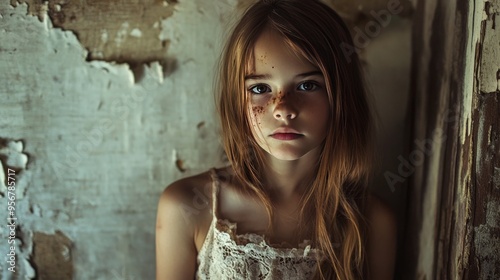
[[270, 127, 303, 140], [271, 127, 301, 135], [271, 133, 302, 140]]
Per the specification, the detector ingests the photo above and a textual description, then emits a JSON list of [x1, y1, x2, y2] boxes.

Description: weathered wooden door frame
[[402, 0, 499, 279]]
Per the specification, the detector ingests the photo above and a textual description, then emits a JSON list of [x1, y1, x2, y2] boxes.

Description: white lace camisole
[[196, 168, 324, 279]]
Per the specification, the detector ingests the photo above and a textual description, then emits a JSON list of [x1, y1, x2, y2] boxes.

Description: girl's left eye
[[297, 82, 319, 91]]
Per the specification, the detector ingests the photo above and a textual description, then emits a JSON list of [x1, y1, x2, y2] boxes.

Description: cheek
[[246, 93, 272, 135], [248, 94, 276, 121], [250, 105, 265, 127], [318, 104, 331, 132], [306, 99, 330, 129]]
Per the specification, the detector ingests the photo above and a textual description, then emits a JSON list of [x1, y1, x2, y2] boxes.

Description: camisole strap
[[209, 168, 220, 219]]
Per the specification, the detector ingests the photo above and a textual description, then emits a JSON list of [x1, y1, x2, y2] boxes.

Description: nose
[[273, 93, 297, 120]]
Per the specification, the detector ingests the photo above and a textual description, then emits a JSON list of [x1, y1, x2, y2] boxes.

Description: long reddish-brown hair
[[215, 0, 374, 278]]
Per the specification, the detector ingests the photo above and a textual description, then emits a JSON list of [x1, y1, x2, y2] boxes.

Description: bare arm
[[367, 195, 398, 280], [156, 182, 197, 280]]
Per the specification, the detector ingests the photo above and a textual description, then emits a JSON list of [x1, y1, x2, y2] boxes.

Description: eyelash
[[248, 84, 271, 94], [247, 81, 321, 95], [297, 81, 320, 91]]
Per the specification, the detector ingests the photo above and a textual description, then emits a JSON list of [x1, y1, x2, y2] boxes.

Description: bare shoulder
[[159, 170, 213, 203], [157, 170, 214, 229], [366, 194, 397, 280], [155, 169, 214, 280]]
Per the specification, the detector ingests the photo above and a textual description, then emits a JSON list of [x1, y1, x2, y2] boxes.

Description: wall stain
[[175, 159, 186, 173], [32, 230, 73, 280], [10, 0, 178, 65]]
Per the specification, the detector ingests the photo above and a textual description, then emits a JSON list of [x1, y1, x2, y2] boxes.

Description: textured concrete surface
[[0, 0, 411, 279]]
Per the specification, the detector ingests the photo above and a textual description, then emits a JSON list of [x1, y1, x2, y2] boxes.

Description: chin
[[266, 144, 324, 161], [266, 149, 310, 161]]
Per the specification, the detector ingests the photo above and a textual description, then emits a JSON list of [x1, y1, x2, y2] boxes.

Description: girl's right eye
[[248, 84, 271, 94]]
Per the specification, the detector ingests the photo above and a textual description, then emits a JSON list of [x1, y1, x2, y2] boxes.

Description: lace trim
[[196, 217, 323, 279], [215, 218, 323, 259]]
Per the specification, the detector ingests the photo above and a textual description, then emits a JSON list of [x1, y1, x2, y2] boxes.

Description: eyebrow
[[244, 73, 272, 80], [244, 70, 323, 80], [296, 70, 323, 78]]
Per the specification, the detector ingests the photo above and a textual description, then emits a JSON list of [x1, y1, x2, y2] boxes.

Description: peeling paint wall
[[0, 0, 412, 279], [11, 0, 178, 64], [0, 1, 232, 278]]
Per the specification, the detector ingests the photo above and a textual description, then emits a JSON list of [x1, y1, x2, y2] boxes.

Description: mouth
[[270, 133, 303, 140]]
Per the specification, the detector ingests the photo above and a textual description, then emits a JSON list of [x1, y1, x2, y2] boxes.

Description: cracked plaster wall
[[0, 0, 413, 279]]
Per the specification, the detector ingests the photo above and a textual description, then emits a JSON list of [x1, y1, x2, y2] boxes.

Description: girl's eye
[[297, 81, 319, 91], [249, 84, 271, 94]]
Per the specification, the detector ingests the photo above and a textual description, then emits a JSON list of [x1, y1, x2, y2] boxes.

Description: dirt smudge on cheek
[[252, 106, 264, 115], [251, 106, 264, 127]]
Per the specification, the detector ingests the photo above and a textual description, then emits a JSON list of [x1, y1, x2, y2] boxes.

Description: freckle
[[272, 66, 275, 69], [252, 106, 264, 114]]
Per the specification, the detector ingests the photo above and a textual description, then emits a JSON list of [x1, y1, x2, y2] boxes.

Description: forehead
[[245, 28, 317, 75]]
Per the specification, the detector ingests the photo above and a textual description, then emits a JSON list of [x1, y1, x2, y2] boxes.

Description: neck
[[262, 147, 321, 203]]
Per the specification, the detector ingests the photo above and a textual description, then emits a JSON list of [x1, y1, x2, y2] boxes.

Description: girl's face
[[245, 28, 330, 161]]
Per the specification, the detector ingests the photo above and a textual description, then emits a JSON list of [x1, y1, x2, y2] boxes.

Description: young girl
[[156, 0, 397, 279]]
